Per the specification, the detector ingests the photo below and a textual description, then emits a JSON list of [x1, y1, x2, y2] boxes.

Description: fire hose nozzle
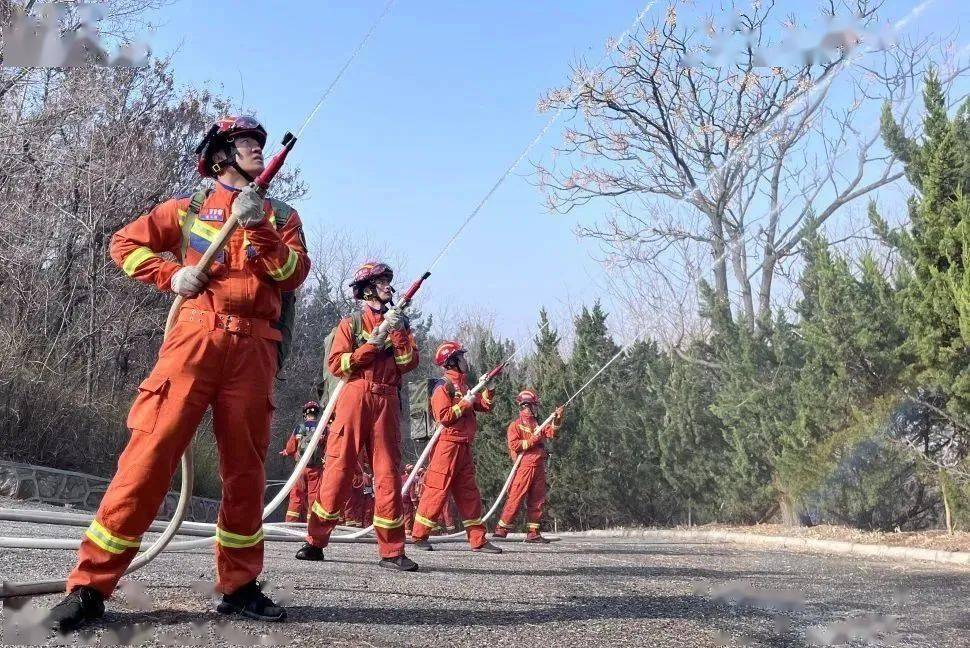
[[253, 131, 298, 192]]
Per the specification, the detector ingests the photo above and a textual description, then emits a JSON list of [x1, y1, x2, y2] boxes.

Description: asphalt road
[[1, 511, 968, 647]]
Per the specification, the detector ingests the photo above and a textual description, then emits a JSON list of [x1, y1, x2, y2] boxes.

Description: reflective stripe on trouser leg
[[525, 462, 547, 529], [306, 383, 365, 548], [286, 469, 308, 522], [212, 332, 276, 594], [67, 323, 215, 597], [499, 463, 536, 532], [369, 388, 406, 558], [410, 442, 459, 542], [450, 444, 486, 549]]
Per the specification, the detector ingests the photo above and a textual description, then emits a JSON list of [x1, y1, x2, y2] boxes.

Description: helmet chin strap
[[221, 141, 256, 184]]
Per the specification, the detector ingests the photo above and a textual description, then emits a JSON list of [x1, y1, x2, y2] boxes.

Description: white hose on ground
[[0, 302, 353, 597], [0, 454, 193, 598], [0, 508, 349, 539]]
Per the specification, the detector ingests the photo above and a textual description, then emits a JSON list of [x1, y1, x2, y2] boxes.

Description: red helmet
[[302, 400, 321, 414], [434, 341, 466, 367], [349, 261, 394, 299], [195, 115, 267, 178], [516, 390, 539, 406]]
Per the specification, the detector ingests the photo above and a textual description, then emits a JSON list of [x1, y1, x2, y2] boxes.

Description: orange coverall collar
[[443, 368, 468, 390]]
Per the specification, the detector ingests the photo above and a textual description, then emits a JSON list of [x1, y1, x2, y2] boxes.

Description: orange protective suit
[[411, 370, 493, 548], [342, 465, 369, 527], [497, 411, 559, 534], [305, 308, 418, 558], [282, 420, 324, 522], [285, 464, 324, 523], [66, 182, 309, 597]]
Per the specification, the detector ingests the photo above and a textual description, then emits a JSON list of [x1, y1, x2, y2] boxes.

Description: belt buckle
[[221, 314, 252, 336]]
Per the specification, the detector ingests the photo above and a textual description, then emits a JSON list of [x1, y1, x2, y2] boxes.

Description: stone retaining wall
[[0, 460, 220, 522]]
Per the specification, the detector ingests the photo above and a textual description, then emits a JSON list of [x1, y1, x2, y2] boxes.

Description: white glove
[[171, 266, 209, 297], [367, 328, 388, 348], [231, 183, 265, 228], [383, 307, 405, 330]]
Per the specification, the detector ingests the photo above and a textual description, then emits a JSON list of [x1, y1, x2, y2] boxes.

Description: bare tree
[[0, 1, 306, 483], [537, 0, 942, 336]]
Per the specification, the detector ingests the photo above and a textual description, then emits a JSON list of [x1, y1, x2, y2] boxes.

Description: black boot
[[379, 555, 419, 572], [411, 538, 434, 551], [295, 543, 324, 561], [473, 541, 503, 554], [46, 586, 105, 633], [216, 580, 286, 622]]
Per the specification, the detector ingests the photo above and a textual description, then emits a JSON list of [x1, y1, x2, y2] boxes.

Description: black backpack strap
[[440, 375, 457, 399]]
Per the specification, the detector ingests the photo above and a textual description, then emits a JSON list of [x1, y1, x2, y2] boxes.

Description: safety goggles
[[218, 115, 262, 134]]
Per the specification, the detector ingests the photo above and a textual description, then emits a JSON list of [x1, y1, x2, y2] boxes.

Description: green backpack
[[316, 312, 365, 405], [178, 187, 298, 369], [407, 377, 456, 440]]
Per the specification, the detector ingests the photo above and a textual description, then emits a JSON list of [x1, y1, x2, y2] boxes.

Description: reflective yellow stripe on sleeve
[[394, 350, 413, 365], [265, 247, 299, 281], [451, 404, 463, 418], [521, 440, 530, 450], [85, 520, 141, 555], [122, 247, 157, 277], [340, 353, 353, 375]]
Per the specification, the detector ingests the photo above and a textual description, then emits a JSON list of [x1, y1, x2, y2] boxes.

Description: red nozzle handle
[[401, 271, 431, 304], [484, 361, 507, 382], [253, 132, 297, 191]]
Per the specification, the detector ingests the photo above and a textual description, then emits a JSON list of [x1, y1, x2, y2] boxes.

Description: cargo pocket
[[126, 375, 170, 434], [423, 468, 449, 491], [324, 424, 344, 459]]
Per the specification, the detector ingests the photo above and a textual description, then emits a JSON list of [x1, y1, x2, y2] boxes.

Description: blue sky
[[140, 0, 961, 347]]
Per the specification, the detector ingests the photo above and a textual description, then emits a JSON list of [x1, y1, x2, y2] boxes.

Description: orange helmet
[[349, 261, 393, 299], [196, 115, 267, 179], [516, 390, 539, 406], [434, 341, 465, 367], [302, 400, 321, 415]]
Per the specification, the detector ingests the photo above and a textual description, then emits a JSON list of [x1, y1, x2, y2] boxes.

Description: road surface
[[1, 509, 967, 646]]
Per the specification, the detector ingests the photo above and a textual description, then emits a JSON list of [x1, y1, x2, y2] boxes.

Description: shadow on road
[[421, 563, 783, 580]]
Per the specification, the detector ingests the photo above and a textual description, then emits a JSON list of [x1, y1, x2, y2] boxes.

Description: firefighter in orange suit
[[493, 390, 563, 543], [282, 401, 324, 522], [409, 342, 502, 554], [47, 116, 309, 631], [296, 262, 421, 571]]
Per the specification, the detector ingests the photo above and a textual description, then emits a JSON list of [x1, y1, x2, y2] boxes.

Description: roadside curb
[[559, 528, 970, 568]]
